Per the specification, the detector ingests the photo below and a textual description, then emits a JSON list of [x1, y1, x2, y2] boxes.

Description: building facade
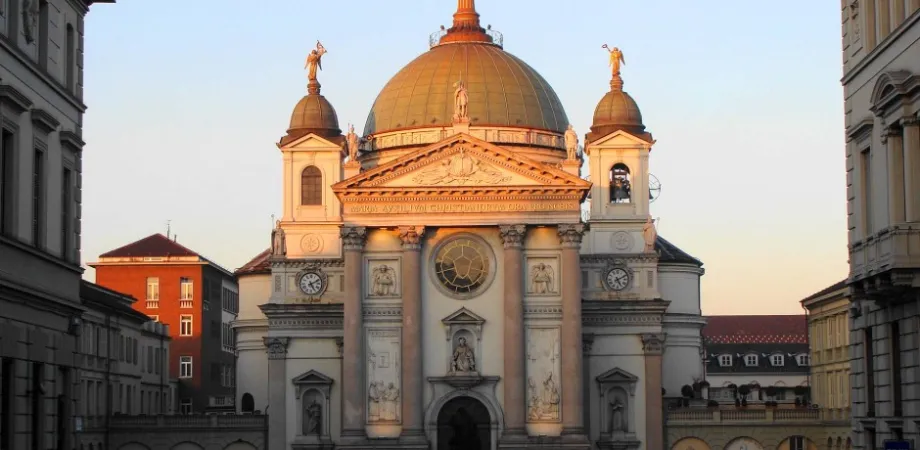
[[800, 280, 851, 450], [78, 280, 174, 449], [841, 2, 920, 448], [702, 315, 810, 405], [90, 233, 238, 414], [0, 1, 112, 449], [235, 2, 707, 450]]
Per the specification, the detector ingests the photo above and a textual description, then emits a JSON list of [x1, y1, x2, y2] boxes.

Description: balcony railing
[[108, 414, 267, 429], [146, 300, 159, 309], [667, 407, 850, 425], [179, 299, 193, 308]]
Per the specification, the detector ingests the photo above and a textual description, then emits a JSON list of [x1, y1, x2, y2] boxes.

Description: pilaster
[[498, 224, 527, 441], [641, 333, 665, 450], [398, 226, 428, 445], [264, 337, 290, 450], [902, 116, 920, 221], [557, 223, 590, 447], [340, 226, 368, 443], [883, 126, 905, 224]]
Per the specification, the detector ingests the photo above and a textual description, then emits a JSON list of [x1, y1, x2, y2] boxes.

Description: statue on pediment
[[565, 125, 579, 160], [346, 124, 360, 161]]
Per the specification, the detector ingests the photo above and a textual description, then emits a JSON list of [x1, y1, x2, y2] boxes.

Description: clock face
[[605, 268, 630, 291], [299, 271, 325, 296]]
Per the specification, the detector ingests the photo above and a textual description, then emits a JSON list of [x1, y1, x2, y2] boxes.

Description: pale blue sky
[[81, 1, 846, 315]]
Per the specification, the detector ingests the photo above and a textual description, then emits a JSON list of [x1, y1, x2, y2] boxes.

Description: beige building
[[77, 280, 175, 449], [236, 1, 708, 450], [800, 280, 851, 449], [841, 1, 920, 448], [0, 1, 112, 450]]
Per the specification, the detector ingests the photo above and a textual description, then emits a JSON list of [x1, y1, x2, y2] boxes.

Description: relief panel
[[526, 327, 562, 423], [525, 256, 560, 297], [366, 258, 400, 299], [366, 328, 401, 424]]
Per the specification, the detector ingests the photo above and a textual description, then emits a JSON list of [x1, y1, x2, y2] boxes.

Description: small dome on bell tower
[[585, 46, 652, 145]]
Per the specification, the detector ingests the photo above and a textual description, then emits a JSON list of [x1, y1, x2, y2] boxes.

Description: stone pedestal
[[344, 160, 362, 180], [562, 159, 582, 176]]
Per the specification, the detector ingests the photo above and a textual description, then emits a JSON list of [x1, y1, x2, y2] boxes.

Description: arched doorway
[[437, 396, 490, 450], [241, 393, 254, 413]]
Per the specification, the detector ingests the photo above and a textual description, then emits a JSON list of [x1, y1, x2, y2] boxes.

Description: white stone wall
[[234, 273, 270, 413]]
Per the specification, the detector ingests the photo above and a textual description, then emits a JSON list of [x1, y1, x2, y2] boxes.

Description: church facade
[[234, 2, 706, 449]]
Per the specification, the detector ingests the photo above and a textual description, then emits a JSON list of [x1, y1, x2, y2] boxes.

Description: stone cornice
[[582, 300, 669, 326], [261, 302, 344, 329], [524, 305, 563, 320], [59, 131, 85, 152], [0, 39, 87, 112], [30, 108, 60, 134], [580, 254, 659, 265], [0, 84, 33, 113], [845, 117, 874, 143], [270, 258, 344, 269]]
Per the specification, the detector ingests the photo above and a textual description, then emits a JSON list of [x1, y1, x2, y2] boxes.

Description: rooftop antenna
[[166, 220, 171, 239]]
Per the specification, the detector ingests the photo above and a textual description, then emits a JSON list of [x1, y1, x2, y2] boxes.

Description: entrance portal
[[436, 396, 491, 450]]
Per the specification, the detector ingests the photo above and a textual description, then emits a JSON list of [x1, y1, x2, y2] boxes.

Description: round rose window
[[432, 234, 495, 299]]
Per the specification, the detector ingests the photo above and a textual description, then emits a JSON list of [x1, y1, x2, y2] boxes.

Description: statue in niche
[[564, 125, 579, 160], [271, 220, 286, 256], [346, 124, 360, 161], [610, 397, 625, 433], [304, 41, 327, 83], [603, 44, 625, 78], [368, 381, 382, 421], [450, 336, 477, 373], [22, 0, 39, 44], [642, 216, 658, 253], [530, 263, 555, 294], [453, 80, 469, 122], [372, 265, 396, 296], [303, 399, 322, 435], [448, 407, 481, 450]]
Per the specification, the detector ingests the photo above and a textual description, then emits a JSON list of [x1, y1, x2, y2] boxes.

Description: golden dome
[[587, 76, 650, 144], [281, 88, 342, 145], [363, 1, 568, 137]]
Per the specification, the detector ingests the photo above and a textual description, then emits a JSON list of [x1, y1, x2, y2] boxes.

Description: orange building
[[89, 233, 239, 414]]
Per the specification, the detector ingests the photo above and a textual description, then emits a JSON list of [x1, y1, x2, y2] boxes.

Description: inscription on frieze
[[347, 202, 580, 215]]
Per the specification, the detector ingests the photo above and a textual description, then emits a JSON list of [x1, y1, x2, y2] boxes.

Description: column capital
[[263, 337, 290, 360], [557, 223, 588, 248], [340, 226, 367, 251], [901, 115, 920, 127], [640, 333, 665, 355], [398, 226, 426, 250], [583, 333, 595, 354], [499, 224, 527, 249]]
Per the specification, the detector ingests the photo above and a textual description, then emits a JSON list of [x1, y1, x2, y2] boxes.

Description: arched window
[[300, 166, 322, 205], [241, 393, 254, 413], [609, 163, 631, 203]]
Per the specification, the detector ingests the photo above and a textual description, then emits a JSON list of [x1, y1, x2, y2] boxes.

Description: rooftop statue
[[305, 41, 328, 83], [603, 44, 625, 78]]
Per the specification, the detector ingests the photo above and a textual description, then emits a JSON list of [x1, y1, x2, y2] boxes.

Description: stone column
[[340, 226, 368, 441], [641, 333, 665, 450], [557, 224, 588, 441], [264, 337, 290, 450], [883, 127, 906, 224], [902, 117, 920, 221], [398, 226, 427, 443], [499, 224, 527, 438]]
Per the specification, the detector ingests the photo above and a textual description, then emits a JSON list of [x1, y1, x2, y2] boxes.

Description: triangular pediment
[[291, 369, 334, 386], [442, 307, 486, 326], [332, 133, 590, 191], [596, 367, 639, 384], [587, 130, 656, 149], [279, 133, 343, 152]]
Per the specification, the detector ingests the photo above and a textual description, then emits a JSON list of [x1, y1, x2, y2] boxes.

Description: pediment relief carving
[[332, 134, 590, 194]]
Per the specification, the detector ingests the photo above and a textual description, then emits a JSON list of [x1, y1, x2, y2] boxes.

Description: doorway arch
[[436, 396, 491, 450]]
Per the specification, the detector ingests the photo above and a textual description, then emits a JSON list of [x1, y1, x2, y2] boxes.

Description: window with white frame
[[146, 277, 159, 300], [770, 354, 785, 366], [719, 355, 732, 367], [796, 354, 809, 366], [180, 277, 193, 300], [179, 315, 193, 336], [744, 354, 758, 366], [179, 356, 193, 378], [180, 398, 192, 415]]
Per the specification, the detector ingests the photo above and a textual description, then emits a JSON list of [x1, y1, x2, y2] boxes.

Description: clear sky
[[80, 1, 846, 315]]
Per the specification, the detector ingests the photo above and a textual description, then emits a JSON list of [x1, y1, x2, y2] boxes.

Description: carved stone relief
[[366, 328, 401, 423], [367, 259, 399, 298], [611, 231, 634, 252], [526, 256, 559, 296], [412, 148, 511, 185], [301, 234, 323, 254], [526, 327, 562, 423]]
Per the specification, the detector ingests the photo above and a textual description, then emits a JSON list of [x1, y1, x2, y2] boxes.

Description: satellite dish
[[649, 173, 662, 203]]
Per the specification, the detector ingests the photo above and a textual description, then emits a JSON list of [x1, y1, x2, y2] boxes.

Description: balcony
[[145, 299, 159, 309], [849, 224, 920, 302], [180, 298, 193, 308]]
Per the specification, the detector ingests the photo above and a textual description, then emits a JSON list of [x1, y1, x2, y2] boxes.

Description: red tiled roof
[[99, 233, 200, 258], [235, 248, 272, 276], [703, 315, 807, 344]]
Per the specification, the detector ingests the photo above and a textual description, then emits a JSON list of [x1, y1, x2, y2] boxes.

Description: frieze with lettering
[[346, 202, 581, 215]]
